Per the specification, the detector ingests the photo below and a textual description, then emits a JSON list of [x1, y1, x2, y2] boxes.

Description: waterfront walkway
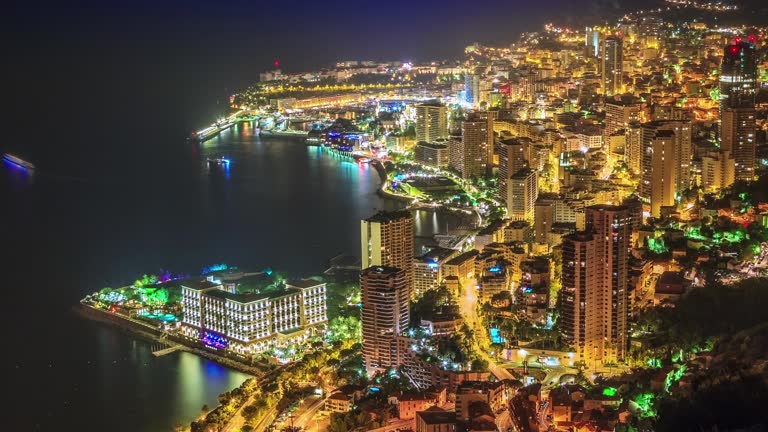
[[152, 344, 185, 357]]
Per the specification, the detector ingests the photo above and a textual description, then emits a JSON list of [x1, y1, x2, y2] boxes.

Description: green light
[[602, 387, 617, 397], [633, 393, 656, 417], [648, 237, 668, 254], [709, 87, 720, 102]]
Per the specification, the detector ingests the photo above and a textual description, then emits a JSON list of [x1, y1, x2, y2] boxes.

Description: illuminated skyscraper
[[719, 39, 758, 112], [361, 211, 414, 295], [720, 38, 758, 181], [602, 36, 623, 97], [585, 205, 630, 362], [416, 103, 448, 143], [464, 71, 481, 106], [497, 138, 528, 203], [459, 114, 492, 178], [721, 108, 756, 181], [585, 27, 600, 57], [508, 168, 538, 222], [640, 120, 692, 216], [604, 100, 642, 143], [361, 266, 410, 374], [624, 122, 642, 174], [561, 205, 630, 364]]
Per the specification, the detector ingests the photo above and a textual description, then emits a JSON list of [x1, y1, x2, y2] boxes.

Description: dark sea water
[[2, 117, 458, 431]]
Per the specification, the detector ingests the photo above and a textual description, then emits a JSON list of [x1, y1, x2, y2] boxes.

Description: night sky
[[1, 0, 661, 132]]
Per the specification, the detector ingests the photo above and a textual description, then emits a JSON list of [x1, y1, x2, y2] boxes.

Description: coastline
[[73, 303, 263, 376], [370, 159, 417, 203]]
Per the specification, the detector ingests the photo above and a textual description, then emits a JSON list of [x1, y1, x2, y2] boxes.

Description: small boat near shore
[[3, 153, 35, 170], [207, 157, 231, 165]]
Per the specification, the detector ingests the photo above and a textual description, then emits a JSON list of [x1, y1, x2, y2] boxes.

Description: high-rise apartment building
[[640, 120, 692, 215], [585, 205, 630, 362], [585, 27, 600, 57], [416, 103, 448, 143], [560, 205, 630, 364], [720, 39, 757, 181], [720, 37, 757, 181], [649, 131, 677, 217], [361, 266, 410, 374], [497, 138, 528, 204], [721, 108, 756, 181], [361, 211, 414, 296], [508, 168, 538, 222], [719, 39, 758, 113], [701, 150, 736, 193], [464, 72, 481, 106], [602, 36, 623, 97], [624, 122, 642, 174], [604, 100, 642, 143], [459, 115, 492, 178]]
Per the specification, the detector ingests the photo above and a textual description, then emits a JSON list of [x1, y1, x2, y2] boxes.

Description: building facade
[[602, 36, 623, 96], [416, 103, 448, 143], [560, 205, 630, 364], [361, 210, 415, 296], [497, 138, 528, 204], [414, 247, 460, 298], [508, 168, 538, 222], [361, 266, 410, 374], [415, 141, 450, 168], [180, 279, 327, 356]]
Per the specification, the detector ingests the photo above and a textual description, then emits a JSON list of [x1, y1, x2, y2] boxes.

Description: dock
[[151, 342, 184, 357]]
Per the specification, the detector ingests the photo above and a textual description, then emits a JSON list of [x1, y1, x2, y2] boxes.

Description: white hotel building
[[181, 278, 327, 355]]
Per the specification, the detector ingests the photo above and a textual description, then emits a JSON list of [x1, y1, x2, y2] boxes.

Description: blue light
[[201, 331, 228, 350], [488, 266, 502, 273], [428, 262, 439, 269], [202, 263, 228, 274], [490, 328, 506, 344]]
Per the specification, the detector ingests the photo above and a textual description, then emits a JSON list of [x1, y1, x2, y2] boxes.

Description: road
[[291, 396, 327, 432], [495, 409, 515, 432], [458, 276, 516, 381], [537, 400, 551, 431]]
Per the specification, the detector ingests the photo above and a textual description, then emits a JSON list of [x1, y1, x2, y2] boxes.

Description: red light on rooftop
[[748, 35, 757, 44], [734, 36, 741, 44], [729, 46, 739, 54], [274, 60, 280, 67]]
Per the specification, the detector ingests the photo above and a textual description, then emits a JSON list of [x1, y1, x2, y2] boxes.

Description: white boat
[[207, 157, 231, 165], [3, 153, 35, 170]]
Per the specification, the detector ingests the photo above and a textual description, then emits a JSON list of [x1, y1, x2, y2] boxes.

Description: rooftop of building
[[564, 231, 595, 242], [286, 278, 325, 289], [654, 129, 676, 138], [328, 392, 352, 401], [416, 247, 457, 264], [416, 406, 456, 425], [445, 250, 480, 266], [181, 280, 221, 291], [587, 204, 628, 212], [415, 141, 449, 150], [361, 266, 404, 276], [457, 380, 504, 392], [510, 167, 536, 179], [364, 210, 412, 223], [478, 219, 507, 236], [506, 220, 530, 229], [417, 102, 445, 108], [205, 286, 301, 304]]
